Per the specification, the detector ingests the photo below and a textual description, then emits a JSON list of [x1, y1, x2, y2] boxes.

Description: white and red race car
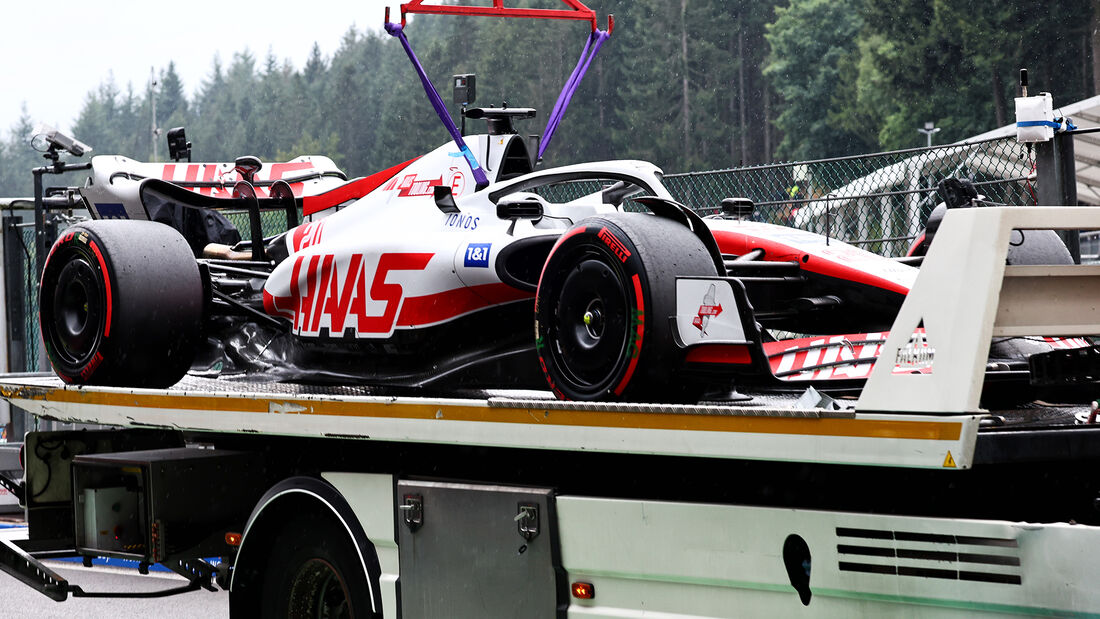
[[41, 106, 1086, 404], [38, 106, 922, 400]]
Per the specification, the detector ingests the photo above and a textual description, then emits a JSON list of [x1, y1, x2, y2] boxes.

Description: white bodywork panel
[[264, 149, 671, 337], [675, 278, 747, 344], [858, 206, 1100, 414], [706, 218, 918, 294], [556, 496, 1100, 617]]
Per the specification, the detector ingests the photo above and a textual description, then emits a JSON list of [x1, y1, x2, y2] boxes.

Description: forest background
[[0, 0, 1096, 196]]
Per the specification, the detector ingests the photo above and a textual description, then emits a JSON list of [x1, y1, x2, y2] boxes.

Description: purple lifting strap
[[385, 22, 490, 188], [539, 28, 610, 161]]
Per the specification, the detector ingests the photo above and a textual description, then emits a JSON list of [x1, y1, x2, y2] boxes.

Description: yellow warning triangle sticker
[[943, 451, 957, 468]]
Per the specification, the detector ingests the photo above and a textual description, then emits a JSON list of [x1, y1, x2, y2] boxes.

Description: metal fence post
[[37, 218, 56, 372], [3, 217, 26, 374], [1057, 133, 1080, 263], [32, 170, 47, 279], [1034, 138, 1058, 206], [2, 217, 28, 441], [1036, 133, 1081, 263]]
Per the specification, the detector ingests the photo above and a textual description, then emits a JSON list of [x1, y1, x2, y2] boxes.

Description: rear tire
[[259, 513, 376, 619], [1005, 229, 1074, 265], [38, 220, 203, 387], [535, 214, 717, 402]]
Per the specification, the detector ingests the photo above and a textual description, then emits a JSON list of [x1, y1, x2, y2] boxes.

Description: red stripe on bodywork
[[310, 255, 335, 333], [711, 229, 911, 296], [201, 164, 217, 196], [614, 274, 644, 396], [88, 241, 113, 338], [257, 290, 292, 318], [685, 344, 753, 365], [303, 157, 419, 216], [396, 283, 532, 327], [762, 332, 885, 381], [267, 162, 315, 180]]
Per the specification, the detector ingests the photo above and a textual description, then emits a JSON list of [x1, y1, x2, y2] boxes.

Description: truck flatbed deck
[[5, 372, 1099, 470], [1, 374, 982, 470]]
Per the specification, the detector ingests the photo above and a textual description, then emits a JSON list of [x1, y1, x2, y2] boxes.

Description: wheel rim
[[47, 253, 105, 366], [550, 255, 630, 394], [287, 558, 352, 619]]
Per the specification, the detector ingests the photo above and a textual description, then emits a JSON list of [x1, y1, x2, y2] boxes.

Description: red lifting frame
[[397, 0, 611, 32]]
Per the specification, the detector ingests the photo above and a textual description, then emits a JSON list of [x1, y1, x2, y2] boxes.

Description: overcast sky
[[1, 0, 402, 140]]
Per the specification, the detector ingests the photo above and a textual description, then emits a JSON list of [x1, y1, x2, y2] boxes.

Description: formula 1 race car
[[37, 105, 918, 401], [39, 105, 1090, 406]]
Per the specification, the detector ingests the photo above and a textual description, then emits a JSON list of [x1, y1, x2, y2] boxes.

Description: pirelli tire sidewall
[[39, 220, 204, 388], [535, 213, 717, 402]]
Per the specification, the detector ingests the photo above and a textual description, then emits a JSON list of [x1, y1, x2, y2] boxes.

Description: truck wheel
[[261, 513, 376, 618], [38, 220, 203, 387], [535, 213, 717, 401]]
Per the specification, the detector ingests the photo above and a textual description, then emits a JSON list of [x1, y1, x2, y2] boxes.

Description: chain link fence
[[2, 134, 1043, 373], [539, 135, 1035, 257], [222, 210, 299, 241], [665, 135, 1035, 256], [16, 226, 41, 371]]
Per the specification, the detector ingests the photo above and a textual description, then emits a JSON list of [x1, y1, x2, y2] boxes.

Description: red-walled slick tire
[[535, 213, 716, 402], [38, 220, 203, 388]]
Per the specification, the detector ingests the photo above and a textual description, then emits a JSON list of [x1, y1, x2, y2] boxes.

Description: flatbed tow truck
[[0, 206, 1098, 618]]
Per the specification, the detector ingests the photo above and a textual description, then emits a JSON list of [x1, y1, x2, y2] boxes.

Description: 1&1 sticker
[[464, 243, 491, 268]]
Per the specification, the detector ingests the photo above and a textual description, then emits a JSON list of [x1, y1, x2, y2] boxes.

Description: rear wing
[[80, 155, 347, 220], [858, 207, 1100, 414]]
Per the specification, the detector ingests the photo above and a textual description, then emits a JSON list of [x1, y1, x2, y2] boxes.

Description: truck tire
[[260, 512, 377, 618], [535, 213, 717, 402], [38, 220, 203, 387]]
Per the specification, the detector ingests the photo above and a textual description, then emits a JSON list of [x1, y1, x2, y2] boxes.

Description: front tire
[[38, 220, 203, 387], [535, 214, 717, 401]]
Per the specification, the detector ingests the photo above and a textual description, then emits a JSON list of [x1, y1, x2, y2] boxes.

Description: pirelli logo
[[598, 227, 631, 263]]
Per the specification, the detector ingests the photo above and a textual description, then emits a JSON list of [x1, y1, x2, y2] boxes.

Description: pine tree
[[159, 61, 188, 126], [764, 0, 873, 159]]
